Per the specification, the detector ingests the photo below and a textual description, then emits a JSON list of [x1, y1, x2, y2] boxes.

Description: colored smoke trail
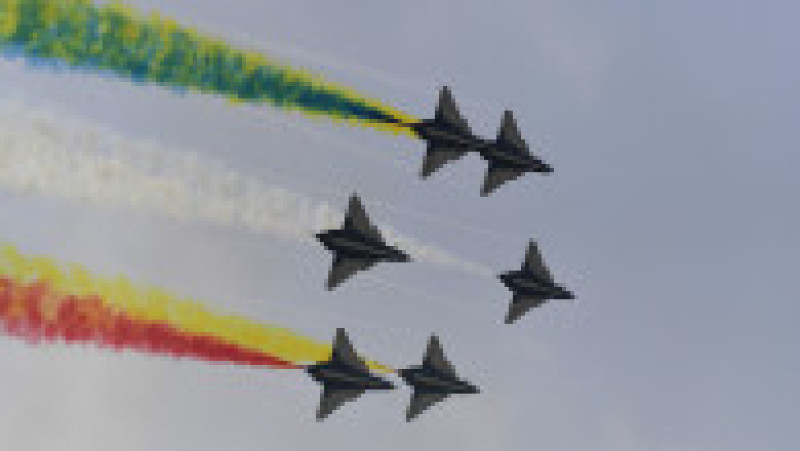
[[0, 276, 299, 369], [0, 0, 416, 135], [0, 100, 492, 278], [0, 243, 393, 372]]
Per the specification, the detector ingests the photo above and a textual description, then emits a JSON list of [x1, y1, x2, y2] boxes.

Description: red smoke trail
[[0, 276, 301, 369]]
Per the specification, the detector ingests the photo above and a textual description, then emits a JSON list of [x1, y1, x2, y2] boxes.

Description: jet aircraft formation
[[0, 2, 571, 424], [308, 87, 574, 420]]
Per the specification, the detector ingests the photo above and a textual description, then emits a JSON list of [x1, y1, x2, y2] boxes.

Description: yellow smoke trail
[[0, 242, 393, 372]]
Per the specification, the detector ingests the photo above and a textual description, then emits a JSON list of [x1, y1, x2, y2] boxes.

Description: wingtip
[[326, 274, 341, 291], [480, 183, 496, 197], [428, 334, 442, 349], [348, 192, 362, 207]]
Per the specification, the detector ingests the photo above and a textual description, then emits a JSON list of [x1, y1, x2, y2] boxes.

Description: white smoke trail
[[0, 100, 492, 277]]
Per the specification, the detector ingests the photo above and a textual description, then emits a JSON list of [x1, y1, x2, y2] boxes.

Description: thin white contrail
[[0, 100, 492, 278]]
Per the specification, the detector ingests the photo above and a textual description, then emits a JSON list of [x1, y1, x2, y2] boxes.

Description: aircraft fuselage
[[499, 271, 573, 299], [398, 367, 479, 395], [410, 120, 489, 150], [316, 230, 408, 262], [307, 363, 394, 391], [479, 142, 552, 173]]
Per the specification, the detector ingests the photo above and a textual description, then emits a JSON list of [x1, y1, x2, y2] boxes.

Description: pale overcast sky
[[0, 1, 797, 450]]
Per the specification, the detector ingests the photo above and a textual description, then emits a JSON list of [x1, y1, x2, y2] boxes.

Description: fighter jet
[[402, 86, 489, 179], [477, 110, 553, 196], [398, 335, 479, 421], [499, 240, 574, 324], [305, 328, 395, 420], [315, 193, 411, 290]]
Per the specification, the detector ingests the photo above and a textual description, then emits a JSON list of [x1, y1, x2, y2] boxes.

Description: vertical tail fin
[[434, 86, 472, 134], [496, 110, 526, 149], [330, 328, 369, 372]]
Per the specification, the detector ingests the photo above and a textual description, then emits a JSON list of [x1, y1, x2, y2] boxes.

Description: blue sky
[[0, 1, 797, 450]]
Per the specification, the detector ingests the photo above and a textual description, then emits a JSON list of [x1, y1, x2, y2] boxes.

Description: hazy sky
[[0, 1, 797, 450]]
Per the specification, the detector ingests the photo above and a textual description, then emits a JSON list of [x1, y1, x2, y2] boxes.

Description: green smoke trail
[[0, 0, 416, 135]]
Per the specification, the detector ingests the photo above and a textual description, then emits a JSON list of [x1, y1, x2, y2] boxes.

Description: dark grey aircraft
[[478, 110, 553, 196], [403, 86, 488, 179], [393, 87, 552, 196], [499, 240, 574, 324], [398, 335, 479, 421], [305, 328, 395, 420], [315, 194, 411, 290]]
